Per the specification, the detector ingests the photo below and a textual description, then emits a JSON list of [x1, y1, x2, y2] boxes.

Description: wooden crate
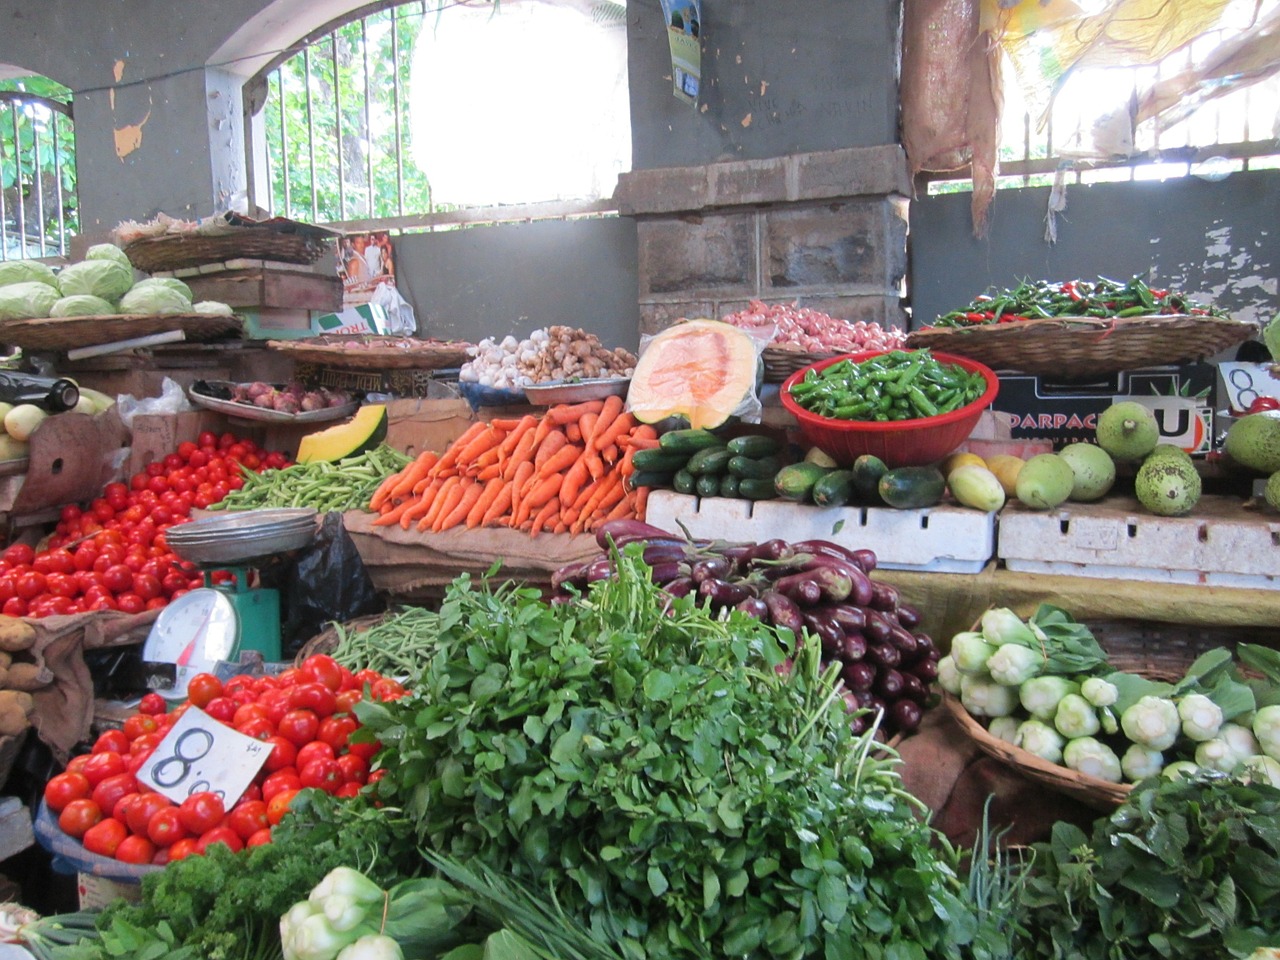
[[997, 494, 1280, 588]]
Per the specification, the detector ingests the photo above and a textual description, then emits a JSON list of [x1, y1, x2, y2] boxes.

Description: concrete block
[[710, 157, 788, 208], [637, 215, 756, 296], [765, 200, 906, 290], [791, 145, 913, 201], [615, 164, 712, 216], [638, 301, 715, 336]]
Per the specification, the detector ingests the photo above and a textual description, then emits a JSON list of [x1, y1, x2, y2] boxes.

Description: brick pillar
[[615, 145, 911, 336]]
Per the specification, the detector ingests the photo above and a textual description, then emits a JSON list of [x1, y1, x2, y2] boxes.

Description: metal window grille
[[0, 91, 76, 261]]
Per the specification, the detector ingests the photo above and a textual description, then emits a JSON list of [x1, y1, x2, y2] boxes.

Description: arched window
[[249, 0, 629, 227], [0, 75, 76, 260]]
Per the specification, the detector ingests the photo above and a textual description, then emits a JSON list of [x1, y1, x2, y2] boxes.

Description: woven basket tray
[[0, 313, 243, 351], [294, 612, 390, 666], [124, 230, 331, 273], [267, 335, 473, 371], [905, 314, 1256, 379], [762, 345, 841, 383], [943, 619, 1276, 811]]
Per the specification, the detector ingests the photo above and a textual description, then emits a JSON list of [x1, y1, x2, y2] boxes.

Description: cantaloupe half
[[627, 319, 760, 431], [296, 404, 388, 463]]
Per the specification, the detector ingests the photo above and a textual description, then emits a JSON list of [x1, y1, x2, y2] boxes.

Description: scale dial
[[141, 588, 239, 701]]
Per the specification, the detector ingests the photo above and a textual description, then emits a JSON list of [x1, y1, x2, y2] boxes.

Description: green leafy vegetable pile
[[355, 547, 991, 960]]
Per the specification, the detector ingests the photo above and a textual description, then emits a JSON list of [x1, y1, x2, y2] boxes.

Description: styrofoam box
[[644, 491, 995, 573], [998, 495, 1280, 589]]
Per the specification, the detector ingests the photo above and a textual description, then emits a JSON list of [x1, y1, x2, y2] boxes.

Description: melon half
[[626, 319, 760, 431]]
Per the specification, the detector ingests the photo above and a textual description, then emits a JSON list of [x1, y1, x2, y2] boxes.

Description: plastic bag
[[370, 281, 417, 337], [115, 376, 193, 429]]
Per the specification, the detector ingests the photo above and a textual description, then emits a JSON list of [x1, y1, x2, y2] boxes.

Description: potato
[[0, 689, 33, 736], [4, 662, 48, 691], [0, 617, 35, 653]]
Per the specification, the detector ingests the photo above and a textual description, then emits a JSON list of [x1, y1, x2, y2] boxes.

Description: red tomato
[[1247, 396, 1280, 413], [287, 683, 336, 717], [275, 668, 305, 688], [261, 770, 301, 804], [265, 788, 300, 825], [225, 800, 269, 841], [82, 817, 128, 857], [232, 702, 267, 727], [335, 753, 369, 785], [372, 678, 406, 702], [295, 741, 335, 770], [185, 673, 223, 708], [132, 573, 162, 601], [81, 750, 127, 786], [167, 837, 200, 861], [317, 715, 357, 753], [346, 737, 380, 763], [114, 834, 156, 864], [299, 758, 342, 794], [334, 689, 362, 715], [115, 593, 146, 615], [236, 717, 274, 741], [367, 769, 387, 785], [91, 773, 138, 817], [0, 598, 26, 618], [246, 827, 273, 847], [197, 825, 243, 855], [146, 807, 188, 847], [2, 543, 34, 566], [262, 735, 298, 773], [14, 571, 46, 602], [139, 692, 168, 716], [100, 564, 133, 594], [177, 791, 225, 835], [277, 709, 319, 747], [129, 732, 163, 757], [92, 729, 130, 755], [204, 697, 237, 724], [122, 713, 159, 741], [44, 771, 91, 813], [58, 798, 103, 838], [258, 688, 292, 727], [45, 548, 75, 575], [112, 791, 142, 824], [300, 655, 344, 692], [125, 793, 172, 837], [66, 754, 91, 776], [335, 782, 361, 799]]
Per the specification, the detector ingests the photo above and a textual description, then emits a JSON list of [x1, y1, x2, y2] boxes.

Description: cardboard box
[[311, 303, 388, 336], [989, 364, 1216, 454], [78, 873, 141, 910], [385, 398, 475, 457]]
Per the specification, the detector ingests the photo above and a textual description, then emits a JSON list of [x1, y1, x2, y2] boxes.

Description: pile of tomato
[[0, 431, 291, 618], [42, 654, 404, 865]]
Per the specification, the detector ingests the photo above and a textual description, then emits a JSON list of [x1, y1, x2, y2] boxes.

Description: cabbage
[[192, 300, 234, 317], [57, 259, 134, 301], [50, 294, 116, 317], [84, 243, 133, 270], [0, 281, 60, 320], [131, 276, 193, 302], [118, 283, 191, 315], [0, 260, 58, 289]]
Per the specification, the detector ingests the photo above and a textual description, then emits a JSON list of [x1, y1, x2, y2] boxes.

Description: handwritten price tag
[[137, 706, 271, 806]]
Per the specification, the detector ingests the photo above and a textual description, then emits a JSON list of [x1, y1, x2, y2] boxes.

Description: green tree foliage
[[0, 75, 77, 259]]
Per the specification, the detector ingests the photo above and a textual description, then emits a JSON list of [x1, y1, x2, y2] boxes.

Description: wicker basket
[[943, 619, 1276, 811], [905, 314, 1256, 379], [762, 345, 841, 383], [294, 612, 390, 666], [123, 230, 331, 273], [267, 335, 473, 371], [0, 313, 243, 351]]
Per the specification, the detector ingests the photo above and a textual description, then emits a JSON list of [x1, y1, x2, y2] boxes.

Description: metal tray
[[523, 377, 630, 406], [187, 381, 359, 424]]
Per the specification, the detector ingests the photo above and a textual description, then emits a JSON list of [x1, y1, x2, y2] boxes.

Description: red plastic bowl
[[779, 350, 999, 468]]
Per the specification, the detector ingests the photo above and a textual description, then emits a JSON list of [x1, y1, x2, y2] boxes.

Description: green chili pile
[[788, 349, 986, 421], [934, 275, 1227, 327], [207, 444, 412, 514]]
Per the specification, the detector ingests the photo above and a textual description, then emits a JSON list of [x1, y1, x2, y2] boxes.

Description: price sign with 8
[[138, 706, 271, 805]]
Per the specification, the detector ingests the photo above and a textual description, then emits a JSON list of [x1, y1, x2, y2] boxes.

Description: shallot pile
[[720, 300, 907, 354], [227, 381, 351, 414], [459, 326, 637, 390], [553, 519, 941, 738]]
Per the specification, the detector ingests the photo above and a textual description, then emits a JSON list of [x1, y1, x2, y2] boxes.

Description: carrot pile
[[367, 396, 657, 537]]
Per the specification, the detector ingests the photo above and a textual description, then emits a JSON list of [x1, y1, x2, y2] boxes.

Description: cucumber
[[686, 446, 732, 476], [878, 466, 947, 510], [628, 470, 675, 491], [851, 454, 889, 502], [726, 434, 782, 459], [695, 474, 721, 498], [774, 461, 830, 501], [719, 475, 741, 498], [727, 455, 781, 480], [812, 469, 855, 508], [672, 469, 697, 495], [738, 478, 777, 500], [632, 448, 694, 473], [658, 428, 725, 455]]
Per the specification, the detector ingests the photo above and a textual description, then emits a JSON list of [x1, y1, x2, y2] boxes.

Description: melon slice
[[627, 319, 760, 431], [296, 404, 388, 463]]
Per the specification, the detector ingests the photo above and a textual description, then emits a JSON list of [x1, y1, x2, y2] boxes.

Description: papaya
[[296, 404, 388, 463], [628, 320, 761, 431]]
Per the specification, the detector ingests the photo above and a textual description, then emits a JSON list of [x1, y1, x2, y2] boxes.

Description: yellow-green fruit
[[947, 463, 1006, 512], [1015, 453, 1075, 510], [1146, 442, 1192, 464], [1224, 412, 1280, 474], [1266, 470, 1280, 511], [985, 454, 1025, 497], [1135, 455, 1201, 517], [1057, 442, 1116, 502], [1096, 400, 1160, 462]]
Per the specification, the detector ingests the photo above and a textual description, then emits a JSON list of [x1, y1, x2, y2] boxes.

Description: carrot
[[552, 521, 568, 535], [536, 443, 582, 481], [601, 443, 619, 465], [572, 474, 620, 533], [515, 473, 562, 527], [386, 450, 439, 500], [438, 479, 484, 532], [558, 456, 591, 510], [473, 446, 502, 471], [503, 429, 539, 482], [415, 476, 458, 531], [497, 415, 537, 457], [477, 463, 503, 482], [621, 436, 660, 451], [433, 422, 486, 474], [592, 410, 634, 452], [584, 447, 605, 482], [467, 477, 506, 528], [620, 444, 638, 477], [534, 429, 568, 470], [372, 500, 412, 527], [454, 425, 501, 468], [586, 395, 624, 449], [592, 474, 627, 516], [633, 424, 658, 442], [634, 485, 650, 519], [507, 461, 535, 525], [488, 418, 525, 431], [601, 494, 634, 524], [565, 422, 582, 444], [480, 482, 515, 526], [429, 477, 472, 532], [529, 496, 560, 537], [546, 400, 604, 426], [529, 416, 554, 454], [397, 478, 443, 529]]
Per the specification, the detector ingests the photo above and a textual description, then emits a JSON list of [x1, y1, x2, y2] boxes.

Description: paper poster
[[659, 0, 702, 105], [137, 706, 271, 806], [338, 230, 397, 307]]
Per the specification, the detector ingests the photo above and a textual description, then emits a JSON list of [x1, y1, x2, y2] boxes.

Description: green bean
[[787, 348, 984, 423], [208, 444, 412, 513]]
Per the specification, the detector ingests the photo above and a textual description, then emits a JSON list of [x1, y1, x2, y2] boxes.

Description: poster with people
[[659, 0, 701, 105], [337, 231, 396, 306]]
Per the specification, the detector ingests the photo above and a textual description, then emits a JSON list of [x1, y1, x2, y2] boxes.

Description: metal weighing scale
[[142, 508, 318, 700]]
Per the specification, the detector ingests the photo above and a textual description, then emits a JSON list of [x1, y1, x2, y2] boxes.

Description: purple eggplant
[[642, 543, 691, 565], [863, 610, 892, 644], [875, 668, 905, 699], [896, 602, 922, 629], [691, 555, 734, 584], [840, 689, 861, 714], [819, 604, 867, 633], [867, 643, 901, 669], [697, 578, 753, 607], [869, 581, 900, 613], [775, 658, 794, 677], [663, 577, 696, 598], [595, 519, 678, 550], [749, 538, 795, 563], [735, 596, 770, 620], [551, 559, 593, 590], [791, 540, 863, 565], [802, 610, 845, 655], [851, 548, 877, 574], [899, 672, 928, 703], [889, 699, 922, 733], [841, 660, 877, 692], [777, 566, 854, 604], [912, 633, 938, 660], [888, 624, 919, 658], [848, 713, 870, 736], [774, 575, 823, 607], [549, 594, 575, 607], [841, 632, 867, 662], [720, 544, 758, 572], [648, 562, 687, 585], [909, 658, 939, 683], [867, 696, 888, 718], [762, 591, 805, 634], [584, 557, 615, 583], [792, 556, 873, 606]]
